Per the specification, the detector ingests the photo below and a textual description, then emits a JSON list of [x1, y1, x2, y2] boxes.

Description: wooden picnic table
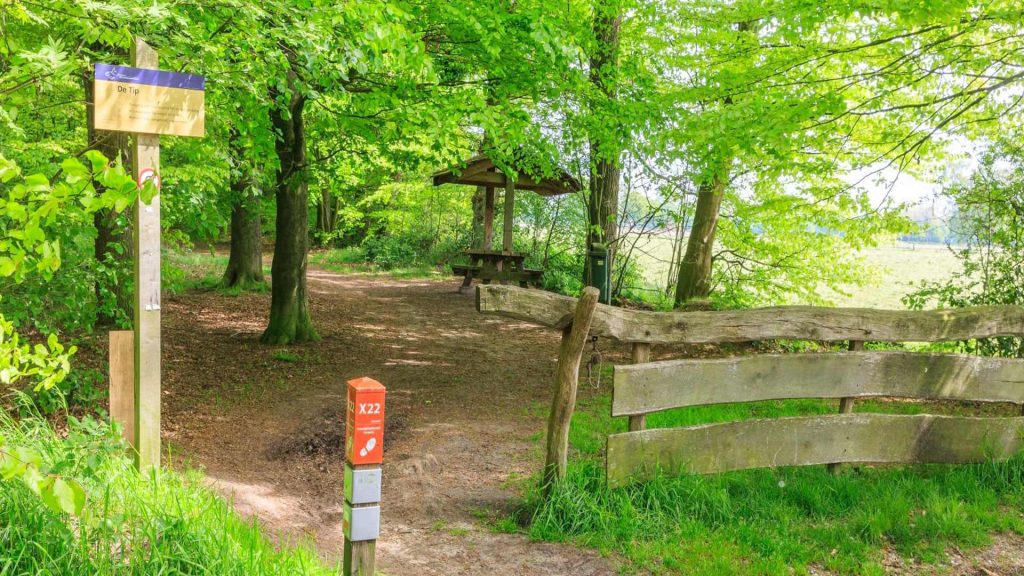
[[452, 249, 542, 292]]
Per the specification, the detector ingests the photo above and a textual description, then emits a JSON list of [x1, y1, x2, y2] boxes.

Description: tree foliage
[[906, 140, 1024, 357]]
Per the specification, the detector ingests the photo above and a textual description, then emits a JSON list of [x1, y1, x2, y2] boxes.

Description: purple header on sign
[[95, 64, 205, 91]]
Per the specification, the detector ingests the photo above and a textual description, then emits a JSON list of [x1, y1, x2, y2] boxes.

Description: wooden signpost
[[97, 38, 205, 470]]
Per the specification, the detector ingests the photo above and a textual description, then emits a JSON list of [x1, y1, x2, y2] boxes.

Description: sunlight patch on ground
[[206, 477, 317, 530]]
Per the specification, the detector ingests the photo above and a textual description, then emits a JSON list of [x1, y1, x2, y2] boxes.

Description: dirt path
[[160, 269, 620, 575]]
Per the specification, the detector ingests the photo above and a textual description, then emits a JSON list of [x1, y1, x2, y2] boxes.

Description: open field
[[627, 235, 962, 309], [826, 243, 963, 309]]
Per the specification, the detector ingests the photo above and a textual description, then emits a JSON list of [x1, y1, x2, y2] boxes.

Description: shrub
[[362, 235, 419, 270]]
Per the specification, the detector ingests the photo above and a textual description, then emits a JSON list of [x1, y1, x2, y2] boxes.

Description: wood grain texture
[[829, 341, 864, 474], [483, 186, 494, 250], [476, 285, 1024, 344], [108, 331, 134, 447], [544, 287, 600, 492], [132, 38, 162, 471], [606, 413, 1024, 487], [343, 540, 375, 576], [612, 351, 1024, 416], [628, 343, 651, 432]]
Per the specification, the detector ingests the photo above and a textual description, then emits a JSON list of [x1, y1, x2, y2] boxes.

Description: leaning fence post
[[828, 340, 864, 475], [543, 286, 600, 495]]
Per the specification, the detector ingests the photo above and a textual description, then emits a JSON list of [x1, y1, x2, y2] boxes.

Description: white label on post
[[345, 465, 382, 505], [343, 504, 381, 542]]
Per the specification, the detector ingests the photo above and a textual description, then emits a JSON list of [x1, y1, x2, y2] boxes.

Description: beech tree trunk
[[85, 69, 133, 325], [262, 71, 318, 344], [673, 22, 748, 307], [223, 133, 264, 288], [584, 1, 623, 285], [223, 194, 264, 287], [314, 188, 337, 246], [674, 170, 728, 305]]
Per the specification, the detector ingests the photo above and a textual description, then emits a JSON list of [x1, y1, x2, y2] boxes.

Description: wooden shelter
[[433, 154, 581, 289]]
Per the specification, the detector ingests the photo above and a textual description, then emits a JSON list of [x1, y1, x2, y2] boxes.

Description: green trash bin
[[587, 243, 611, 305]]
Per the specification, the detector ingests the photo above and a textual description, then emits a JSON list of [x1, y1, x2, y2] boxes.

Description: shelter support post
[[502, 179, 515, 253]]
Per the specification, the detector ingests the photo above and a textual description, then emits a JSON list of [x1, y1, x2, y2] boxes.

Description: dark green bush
[[362, 235, 419, 270]]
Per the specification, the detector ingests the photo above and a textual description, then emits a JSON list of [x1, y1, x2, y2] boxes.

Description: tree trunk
[[314, 188, 337, 246], [471, 186, 486, 248], [584, 1, 623, 286], [223, 194, 264, 287], [85, 69, 133, 325], [674, 171, 728, 305], [673, 22, 748, 307], [223, 132, 264, 288], [261, 72, 318, 345]]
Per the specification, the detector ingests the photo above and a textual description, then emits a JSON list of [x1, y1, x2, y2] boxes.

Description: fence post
[[628, 343, 651, 432], [543, 287, 600, 495], [109, 331, 135, 446], [828, 340, 864, 475]]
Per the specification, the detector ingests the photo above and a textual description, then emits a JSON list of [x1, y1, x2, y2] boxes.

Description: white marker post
[[94, 38, 206, 470]]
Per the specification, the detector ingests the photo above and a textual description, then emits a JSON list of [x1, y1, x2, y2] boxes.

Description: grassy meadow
[[627, 235, 962, 309]]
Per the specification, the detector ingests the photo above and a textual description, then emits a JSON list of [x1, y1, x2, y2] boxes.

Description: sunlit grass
[[164, 250, 269, 295], [309, 248, 442, 280], [512, 394, 1024, 575], [0, 411, 335, 575]]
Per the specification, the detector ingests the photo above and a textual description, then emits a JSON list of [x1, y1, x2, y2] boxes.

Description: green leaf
[[22, 173, 49, 194], [140, 180, 159, 204], [0, 156, 18, 183], [61, 157, 89, 180], [41, 477, 86, 516], [83, 150, 109, 173]]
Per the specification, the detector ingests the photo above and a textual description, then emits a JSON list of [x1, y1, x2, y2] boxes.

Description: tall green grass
[[517, 395, 1024, 575], [0, 411, 335, 575]]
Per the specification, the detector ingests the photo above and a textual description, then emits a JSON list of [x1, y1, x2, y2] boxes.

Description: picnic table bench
[[452, 249, 543, 292]]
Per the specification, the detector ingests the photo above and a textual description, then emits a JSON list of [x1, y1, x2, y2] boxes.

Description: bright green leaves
[[0, 152, 135, 283], [0, 437, 86, 516], [0, 310, 76, 392]]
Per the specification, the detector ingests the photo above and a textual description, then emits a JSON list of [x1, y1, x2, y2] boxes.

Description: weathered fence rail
[[477, 285, 1024, 343], [612, 352, 1024, 416], [607, 414, 1024, 486], [476, 285, 1024, 491]]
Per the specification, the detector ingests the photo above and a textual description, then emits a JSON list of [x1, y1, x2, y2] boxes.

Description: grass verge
[[0, 410, 335, 574], [513, 394, 1024, 575]]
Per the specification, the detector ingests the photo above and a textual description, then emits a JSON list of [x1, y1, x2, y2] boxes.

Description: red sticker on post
[[346, 377, 386, 465]]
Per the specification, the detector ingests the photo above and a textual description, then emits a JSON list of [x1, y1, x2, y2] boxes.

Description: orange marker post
[[344, 377, 386, 576]]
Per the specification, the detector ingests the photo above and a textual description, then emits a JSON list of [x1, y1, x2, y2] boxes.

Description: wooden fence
[[476, 285, 1024, 489]]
